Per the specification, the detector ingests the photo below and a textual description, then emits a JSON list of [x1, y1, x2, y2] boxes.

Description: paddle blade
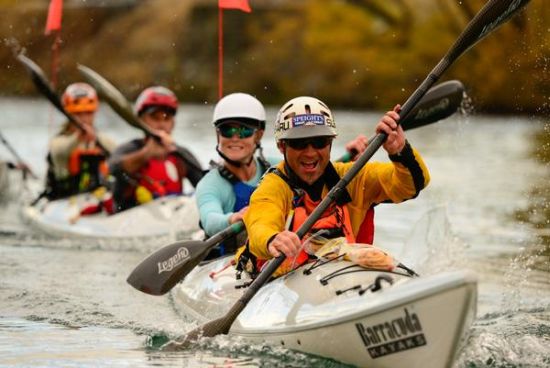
[[127, 240, 210, 296], [165, 299, 246, 349], [161, 313, 233, 350], [77, 64, 145, 131], [445, 0, 531, 64], [128, 222, 243, 296], [336, 80, 464, 163], [17, 54, 64, 112], [402, 80, 464, 130]]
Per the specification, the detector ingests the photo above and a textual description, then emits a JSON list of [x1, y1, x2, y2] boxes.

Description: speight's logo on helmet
[[157, 247, 190, 274], [291, 114, 326, 127]]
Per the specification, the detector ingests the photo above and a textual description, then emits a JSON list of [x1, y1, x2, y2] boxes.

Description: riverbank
[[1, 0, 548, 114]]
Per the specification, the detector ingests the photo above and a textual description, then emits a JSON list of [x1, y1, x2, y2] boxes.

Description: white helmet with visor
[[213, 93, 266, 129]]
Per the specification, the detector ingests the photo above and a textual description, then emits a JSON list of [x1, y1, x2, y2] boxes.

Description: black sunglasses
[[217, 124, 256, 139], [285, 137, 333, 150]]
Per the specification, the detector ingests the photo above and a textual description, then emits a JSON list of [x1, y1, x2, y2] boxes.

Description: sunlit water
[[0, 98, 548, 367]]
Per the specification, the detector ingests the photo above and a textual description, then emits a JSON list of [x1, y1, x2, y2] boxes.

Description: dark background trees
[[1, 0, 548, 114]]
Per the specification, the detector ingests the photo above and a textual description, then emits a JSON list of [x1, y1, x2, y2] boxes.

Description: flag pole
[[45, 0, 63, 88], [217, 0, 251, 100], [50, 30, 61, 89], [45, 0, 64, 137], [218, 6, 224, 100]]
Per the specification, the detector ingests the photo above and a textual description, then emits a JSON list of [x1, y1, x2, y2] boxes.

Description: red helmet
[[134, 86, 178, 116], [62, 83, 98, 113]]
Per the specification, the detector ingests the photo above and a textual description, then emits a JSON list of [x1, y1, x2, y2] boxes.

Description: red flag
[[218, 0, 251, 13], [45, 0, 63, 35]]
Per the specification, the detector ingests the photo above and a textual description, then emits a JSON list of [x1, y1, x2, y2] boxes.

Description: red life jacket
[[278, 190, 357, 272], [238, 164, 375, 277], [356, 206, 375, 244], [261, 165, 371, 275], [136, 155, 184, 198]]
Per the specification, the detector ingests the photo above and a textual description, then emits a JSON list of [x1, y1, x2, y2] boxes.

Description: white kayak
[[0, 161, 39, 207], [173, 256, 477, 368], [22, 192, 200, 242], [0, 161, 12, 201]]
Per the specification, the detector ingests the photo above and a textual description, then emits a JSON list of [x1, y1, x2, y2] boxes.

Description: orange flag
[[45, 0, 63, 35], [218, 0, 251, 13]]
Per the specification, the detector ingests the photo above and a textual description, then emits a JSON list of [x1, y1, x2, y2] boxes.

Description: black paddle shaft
[[0, 131, 37, 179], [127, 80, 463, 298], [260, 0, 534, 281], [126, 221, 244, 295], [77, 64, 204, 175], [16, 54, 111, 156], [181, 0, 532, 342]]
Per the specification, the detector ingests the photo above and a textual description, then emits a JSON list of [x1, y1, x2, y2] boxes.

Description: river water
[[0, 97, 548, 367]]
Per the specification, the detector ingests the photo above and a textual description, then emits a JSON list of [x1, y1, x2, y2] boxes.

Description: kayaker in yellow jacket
[[241, 96, 430, 275]]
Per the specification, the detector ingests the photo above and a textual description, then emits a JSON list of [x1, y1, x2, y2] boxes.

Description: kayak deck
[[173, 256, 477, 368], [22, 193, 200, 241]]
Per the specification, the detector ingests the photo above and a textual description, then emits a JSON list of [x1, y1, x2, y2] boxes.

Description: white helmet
[[274, 96, 337, 141], [213, 93, 266, 129]]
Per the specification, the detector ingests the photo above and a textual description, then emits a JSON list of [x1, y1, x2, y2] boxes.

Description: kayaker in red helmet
[[108, 86, 203, 213], [241, 96, 430, 276], [45, 82, 116, 199]]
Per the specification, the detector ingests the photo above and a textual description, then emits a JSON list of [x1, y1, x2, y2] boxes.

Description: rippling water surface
[[0, 98, 548, 367]]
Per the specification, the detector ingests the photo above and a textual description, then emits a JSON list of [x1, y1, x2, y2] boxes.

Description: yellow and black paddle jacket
[[240, 141, 430, 277]]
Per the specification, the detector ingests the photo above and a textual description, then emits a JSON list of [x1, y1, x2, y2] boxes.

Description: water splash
[[457, 309, 550, 368], [459, 90, 475, 116]]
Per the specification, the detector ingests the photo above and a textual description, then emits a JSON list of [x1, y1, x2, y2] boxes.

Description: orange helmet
[[62, 83, 99, 113]]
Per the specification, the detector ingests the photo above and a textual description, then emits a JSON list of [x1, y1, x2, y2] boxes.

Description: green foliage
[[238, 0, 548, 113], [0, 0, 547, 114]]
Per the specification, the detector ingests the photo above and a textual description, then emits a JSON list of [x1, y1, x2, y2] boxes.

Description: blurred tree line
[[0, 0, 548, 114]]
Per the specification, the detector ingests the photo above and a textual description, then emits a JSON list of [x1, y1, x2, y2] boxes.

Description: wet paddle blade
[[17, 54, 63, 111], [161, 314, 233, 350], [127, 239, 210, 296], [337, 80, 464, 163], [17, 55, 110, 154], [77, 64, 143, 131], [402, 80, 464, 130], [78, 64, 203, 174], [165, 298, 247, 349], [127, 222, 244, 296]]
